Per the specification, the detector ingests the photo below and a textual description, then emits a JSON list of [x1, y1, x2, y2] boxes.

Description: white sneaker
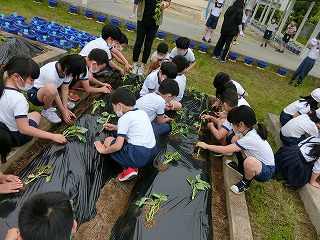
[[137, 66, 144, 76], [131, 63, 138, 74], [67, 101, 75, 110], [41, 108, 61, 123]]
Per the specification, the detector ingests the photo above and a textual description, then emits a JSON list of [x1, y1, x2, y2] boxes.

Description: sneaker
[[118, 167, 138, 181], [280, 50, 284, 53], [68, 90, 80, 101], [131, 64, 138, 74], [288, 79, 294, 84], [67, 101, 75, 110], [208, 39, 211, 43], [41, 108, 61, 123], [260, 44, 263, 47], [137, 66, 145, 76], [275, 49, 280, 52], [233, 40, 239, 45], [230, 179, 251, 194], [295, 83, 300, 87], [220, 59, 226, 63], [225, 160, 242, 176], [202, 37, 206, 42], [212, 55, 219, 59], [264, 43, 267, 48]]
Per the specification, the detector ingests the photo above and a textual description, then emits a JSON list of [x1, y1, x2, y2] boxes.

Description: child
[[0, 172, 22, 194], [94, 88, 157, 181], [275, 19, 298, 53], [136, 79, 179, 136], [275, 136, 320, 189], [140, 61, 178, 97], [130, 0, 139, 18], [289, 34, 320, 87], [172, 55, 188, 102], [112, 33, 129, 65], [196, 105, 275, 194], [233, 5, 252, 45], [202, 0, 223, 43], [5, 192, 77, 240], [80, 24, 131, 76], [261, 16, 278, 48], [280, 109, 320, 146], [280, 88, 320, 126], [27, 54, 86, 124], [0, 55, 66, 146], [144, 42, 170, 75], [69, 49, 112, 98], [169, 37, 196, 73]]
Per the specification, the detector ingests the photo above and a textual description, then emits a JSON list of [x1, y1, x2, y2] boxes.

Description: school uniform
[[169, 47, 196, 66], [0, 87, 38, 146], [282, 24, 297, 43], [263, 21, 278, 40], [206, 3, 222, 29], [27, 61, 71, 106], [174, 73, 186, 102], [280, 99, 311, 126], [231, 80, 246, 97], [110, 109, 157, 168], [291, 38, 320, 85], [140, 70, 161, 96], [236, 128, 275, 182], [238, 96, 250, 107], [280, 114, 318, 146], [79, 37, 112, 61], [135, 92, 171, 136], [150, 51, 170, 66], [275, 136, 320, 188]]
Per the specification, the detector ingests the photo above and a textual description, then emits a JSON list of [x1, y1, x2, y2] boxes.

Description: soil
[[192, 152, 205, 162], [157, 162, 168, 171]]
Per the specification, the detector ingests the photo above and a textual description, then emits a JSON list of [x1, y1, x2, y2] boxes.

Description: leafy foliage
[[24, 165, 53, 185], [91, 99, 106, 114], [96, 112, 116, 133], [63, 126, 88, 142], [163, 151, 181, 165], [170, 119, 190, 138], [193, 109, 210, 133], [153, 0, 163, 22], [176, 108, 186, 120], [187, 174, 210, 200]]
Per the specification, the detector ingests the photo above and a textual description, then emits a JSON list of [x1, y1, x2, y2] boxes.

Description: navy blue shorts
[[11, 119, 38, 146], [254, 162, 275, 182], [263, 30, 273, 40], [134, 0, 138, 4], [27, 87, 44, 106], [109, 139, 157, 168], [205, 15, 219, 29], [279, 110, 292, 126], [226, 131, 235, 145], [282, 33, 292, 44]]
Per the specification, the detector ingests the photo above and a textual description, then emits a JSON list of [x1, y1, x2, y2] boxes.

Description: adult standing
[[212, 0, 244, 63], [132, 0, 171, 76]]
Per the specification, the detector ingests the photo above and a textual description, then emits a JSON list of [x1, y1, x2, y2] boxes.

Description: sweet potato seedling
[[193, 109, 210, 133], [192, 146, 205, 162], [91, 99, 106, 114], [135, 192, 168, 227], [24, 165, 53, 186], [97, 112, 116, 133], [176, 108, 186, 120], [63, 126, 88, 142], [170, 119, 190, 139], [187, 174, 210, 200], [193, 92, 207, 105], [158, 151, 181, 171]]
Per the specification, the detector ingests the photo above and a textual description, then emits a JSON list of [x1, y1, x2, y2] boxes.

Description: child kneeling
[[94, 88, 157, 181]]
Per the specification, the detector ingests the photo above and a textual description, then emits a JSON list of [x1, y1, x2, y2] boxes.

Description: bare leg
[[310, 172, 320, 189], [36, 84, 58, 109], [243, 156, 263, 180], [28, 112, 41, 125]]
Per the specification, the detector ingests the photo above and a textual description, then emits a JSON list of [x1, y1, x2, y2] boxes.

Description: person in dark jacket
[[212, 0, 244, 62]]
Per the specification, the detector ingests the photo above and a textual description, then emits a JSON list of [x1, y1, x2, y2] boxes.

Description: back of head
[[18, 192, 73, 240], [216, 81, 236, 99], [176, 37, 190, 49], [88, 48, 109, 66], [172, 55, 188, 73], [213, 72, 230, 89], [111, 88, 136, 106], [59, 54, 87, 81], [0, 54, 39, 96], [158, 79, 179, 97], [101, 24, 121, 41], [232, 0, 244, 8], [292, 18, 298, 24], [119, 33, 128, 45], [160, 62, 178, 79], [157, 42, 169, 54], [0, 122, 17, 163], [220, 88, 238, 108], [227, 105, 268, 140]]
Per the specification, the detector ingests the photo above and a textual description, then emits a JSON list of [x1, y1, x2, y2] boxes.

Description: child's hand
[[165, 100, 174, 111], [196, 142, 208, 149], [201, 114, 213, 121], [1, 174, 21, 184], [124, 63, 132, 72], [4, 228, 20, 240], [161, 1, 170, 9], [103, 123, 117, 131], [51, 134, 67, 144], [94, 141, 108, 154], [0, 182, 23, 194], [101, 86, 111, 94], [211, 100, 221, 109], [216, 111, 227, 119], [62, 110, 77, 124], [164, 114, 172, 122], [102, 83, 112, 90]]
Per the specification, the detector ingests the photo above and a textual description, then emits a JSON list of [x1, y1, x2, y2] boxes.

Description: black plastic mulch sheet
[[0, 95, 119, 239], [0, 36, 44, 65], [110, 93, 213, 240]]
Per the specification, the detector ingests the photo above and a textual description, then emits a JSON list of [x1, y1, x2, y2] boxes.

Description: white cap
[[245, 5, 252, 10], [217, 0, 224, 3], [311, 88, 320, 102], [316, 108, 320, 119]]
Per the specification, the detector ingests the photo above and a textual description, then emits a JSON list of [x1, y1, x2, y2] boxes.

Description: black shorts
[[27, 87, 44, 106], [282, 33, 292, 43], [205, 15, 219, 29], [263, 30, 273, 40]]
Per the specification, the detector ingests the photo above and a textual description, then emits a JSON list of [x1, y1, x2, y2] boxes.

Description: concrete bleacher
[[265, 113, 320, 235]]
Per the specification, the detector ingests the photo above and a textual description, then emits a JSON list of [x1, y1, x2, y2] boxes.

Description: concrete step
[[265, 112, 320, 236]]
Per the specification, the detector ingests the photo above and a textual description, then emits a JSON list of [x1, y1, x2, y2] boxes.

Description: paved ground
[[64, 0, 320, 78]]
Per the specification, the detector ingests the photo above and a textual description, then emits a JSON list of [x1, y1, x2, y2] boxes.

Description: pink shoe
[[118, 167, 138, 182]]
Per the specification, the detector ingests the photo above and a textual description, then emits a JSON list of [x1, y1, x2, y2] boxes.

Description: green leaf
[[77, 135, 86, 143], [45, 175, 51, 183], [135, 197, 149, 207], [77, 127, 88, 134], [151, 192, 160, 199], [186, 176, 194, 185]]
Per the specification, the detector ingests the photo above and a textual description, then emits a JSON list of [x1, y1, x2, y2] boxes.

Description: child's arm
[[111, 52, 125, 66], [196, 142, 241, 154], [309, 171, 320, 189], [207, 123, 229, 141], [4, 228, 20, 240], [183, 61, 196, 73], [109, 59, 125, 76], [157, 114, 172, 124], [110, 47, 132, 72]]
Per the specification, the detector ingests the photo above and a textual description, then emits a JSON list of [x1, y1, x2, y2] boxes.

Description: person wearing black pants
[[212, 0, 244, 62], [132, 0, 170, 76]]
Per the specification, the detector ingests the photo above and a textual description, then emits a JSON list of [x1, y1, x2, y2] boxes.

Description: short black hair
[[220, 89, 238, 108], [160, 62, 178, 79], [101, 24, 121, 41], [18, 192, 74, 240], [119, 33, 128, 45], [111, 88, 136, 106], [0, 122, 17, 163], [158, 79, 179, 97], [172, 55, 188, 73], [176, 37, 190, 49], [59, 54, 87, 81], [292, 19, 298, 23], [309, 111, 320, 124], [157, 42, 169, 54], [88, 48, 109, 66], [272, 16, 278, 20]]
